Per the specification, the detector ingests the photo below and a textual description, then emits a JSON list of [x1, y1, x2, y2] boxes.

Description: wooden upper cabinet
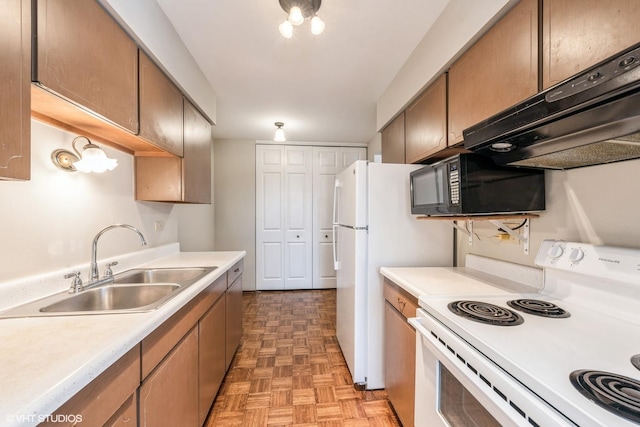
[[381, 112, 405, 163], [135, 98, 212, 203], [448, 0, 539, 145], [405, 74, 447, 163], [542, 0, 640, 89], [0, 0, 30, 180], [139, 52, 184, 157], [183, 99, 212, 204], [34, 0, 138, 133]]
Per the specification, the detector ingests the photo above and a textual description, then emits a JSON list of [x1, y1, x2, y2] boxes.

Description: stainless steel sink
[[0, 266, 217, 318], [40, 284, 180, 313], [113, 267, 212, 285]]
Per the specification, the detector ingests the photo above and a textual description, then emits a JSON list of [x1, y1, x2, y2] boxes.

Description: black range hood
[[463, 42, 640, 170]]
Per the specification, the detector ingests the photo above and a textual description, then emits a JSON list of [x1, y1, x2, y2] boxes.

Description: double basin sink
[[0, 266, 218, 318]]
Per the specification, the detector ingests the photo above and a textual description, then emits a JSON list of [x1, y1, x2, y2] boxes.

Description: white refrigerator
[[332, 160, 453, 390]]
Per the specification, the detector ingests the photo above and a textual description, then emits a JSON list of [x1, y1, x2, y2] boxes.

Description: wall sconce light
[[51, 136, 118, 173], [274, 122, 286, 142]]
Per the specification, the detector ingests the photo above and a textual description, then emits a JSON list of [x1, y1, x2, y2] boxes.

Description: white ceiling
[[155, 0, 448, 143]]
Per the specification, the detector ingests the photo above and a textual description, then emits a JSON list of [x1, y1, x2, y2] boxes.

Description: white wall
[[367, 133, 382, 162], [213, 139, 256, 291], [457, 158, 640, 265], [0, 120, 179, 283]]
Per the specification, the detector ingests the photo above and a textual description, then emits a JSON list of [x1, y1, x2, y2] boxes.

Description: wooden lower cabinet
[[198, 296, 226, 425], [225, 275, 243, 370], [39, 346, 140, 427], [139, 327, 199, 427], [40, 261, 245, 427], [384, 280, 418, 427], [104, 394, 137, 427]]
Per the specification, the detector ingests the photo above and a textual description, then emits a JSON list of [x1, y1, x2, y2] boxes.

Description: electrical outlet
[[154, 220, 165, 231]]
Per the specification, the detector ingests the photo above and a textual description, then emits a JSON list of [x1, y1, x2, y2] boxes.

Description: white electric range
[[409, 240, 640, 427]]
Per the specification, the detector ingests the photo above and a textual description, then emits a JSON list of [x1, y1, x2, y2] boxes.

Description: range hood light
[[490, 142, 514, 152]]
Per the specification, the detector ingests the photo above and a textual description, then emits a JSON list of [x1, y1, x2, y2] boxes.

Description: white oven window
[[439, 363, 501, 427]]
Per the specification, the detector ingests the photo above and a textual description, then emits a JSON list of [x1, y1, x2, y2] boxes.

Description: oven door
[[409, 309, 574, 427]]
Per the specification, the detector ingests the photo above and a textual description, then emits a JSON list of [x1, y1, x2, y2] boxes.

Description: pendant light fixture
[[278, 0, 325, 38], [274, 122, 286, 142]]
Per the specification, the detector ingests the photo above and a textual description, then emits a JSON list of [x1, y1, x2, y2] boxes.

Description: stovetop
[[418, 240, 640, 427]]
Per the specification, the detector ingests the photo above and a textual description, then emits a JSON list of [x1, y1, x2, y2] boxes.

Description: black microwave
[[410, 153, 545, 216]]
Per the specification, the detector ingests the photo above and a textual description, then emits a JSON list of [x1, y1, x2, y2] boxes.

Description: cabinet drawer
[[227, 260, 243, 288], [383, 279, 419, 319]]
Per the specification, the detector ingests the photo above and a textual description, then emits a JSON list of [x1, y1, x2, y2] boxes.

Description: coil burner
[[448, 301, 524, 326], [507, 299, 570, 318], [570, 370, 640, 424]]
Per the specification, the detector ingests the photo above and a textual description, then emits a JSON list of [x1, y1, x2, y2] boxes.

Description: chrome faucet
[[90, 224, 147, 282]]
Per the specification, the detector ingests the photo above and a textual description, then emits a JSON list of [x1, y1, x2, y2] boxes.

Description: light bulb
[[274, 123, 286, 142], [310, 16, 325, 35], [279, 20, 293, 38], [288, 6, 304, 26]]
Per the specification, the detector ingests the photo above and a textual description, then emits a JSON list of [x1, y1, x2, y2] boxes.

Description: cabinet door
[[0, 0, 30, 180], [139, 327, 199, 427], [225, 276, 243, 370], [34, 0, 138, 133], [139, 52, 184, 156], [198, 296, 226, 425], [542, 0, 640, 89], [381, 112, 405, 163], [448, 0, 538, 144], [405, 74, 447, 163], [384, 301, 415, 427], [183, 99, 212, 203]]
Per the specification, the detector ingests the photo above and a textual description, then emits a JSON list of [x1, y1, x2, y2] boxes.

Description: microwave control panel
[[449, 163, 460, 205]]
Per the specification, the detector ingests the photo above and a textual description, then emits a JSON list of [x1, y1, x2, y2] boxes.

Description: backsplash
[[457, 157, 640, 266]]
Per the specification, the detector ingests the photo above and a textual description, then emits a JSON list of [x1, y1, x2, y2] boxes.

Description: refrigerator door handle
[[332, 178, 341, 226], [332, 224, 340, 270]]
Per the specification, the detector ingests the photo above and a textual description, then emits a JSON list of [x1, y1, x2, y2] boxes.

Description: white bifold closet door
[[256, 144, 366, 290], [312, 147, 367, 289], [256, 145, 313, 290]]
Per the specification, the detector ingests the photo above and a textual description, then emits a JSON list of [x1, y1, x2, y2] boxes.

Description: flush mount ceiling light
[[274, 122, 286, 142], [51, 136, 118, 173], [278, 0, 325, 38]]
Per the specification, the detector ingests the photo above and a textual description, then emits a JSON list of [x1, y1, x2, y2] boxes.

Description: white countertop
[[0, 249, 245, 427], [380, 255, 542, 300]]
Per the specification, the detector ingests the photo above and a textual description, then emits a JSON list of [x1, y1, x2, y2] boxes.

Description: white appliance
[[410, 240, 640, 427], [332, 160, 453, 389]]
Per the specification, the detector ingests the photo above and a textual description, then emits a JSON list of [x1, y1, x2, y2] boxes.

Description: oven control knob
[[547, 245, 564, 259], [569, 248, 585, 263]]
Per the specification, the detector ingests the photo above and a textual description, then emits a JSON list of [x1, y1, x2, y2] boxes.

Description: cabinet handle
[[397, 297, 406, 312], [234, 268, 240, 273]]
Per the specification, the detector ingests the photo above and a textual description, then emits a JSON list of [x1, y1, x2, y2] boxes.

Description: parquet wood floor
[[205, 290, 402, 427]]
